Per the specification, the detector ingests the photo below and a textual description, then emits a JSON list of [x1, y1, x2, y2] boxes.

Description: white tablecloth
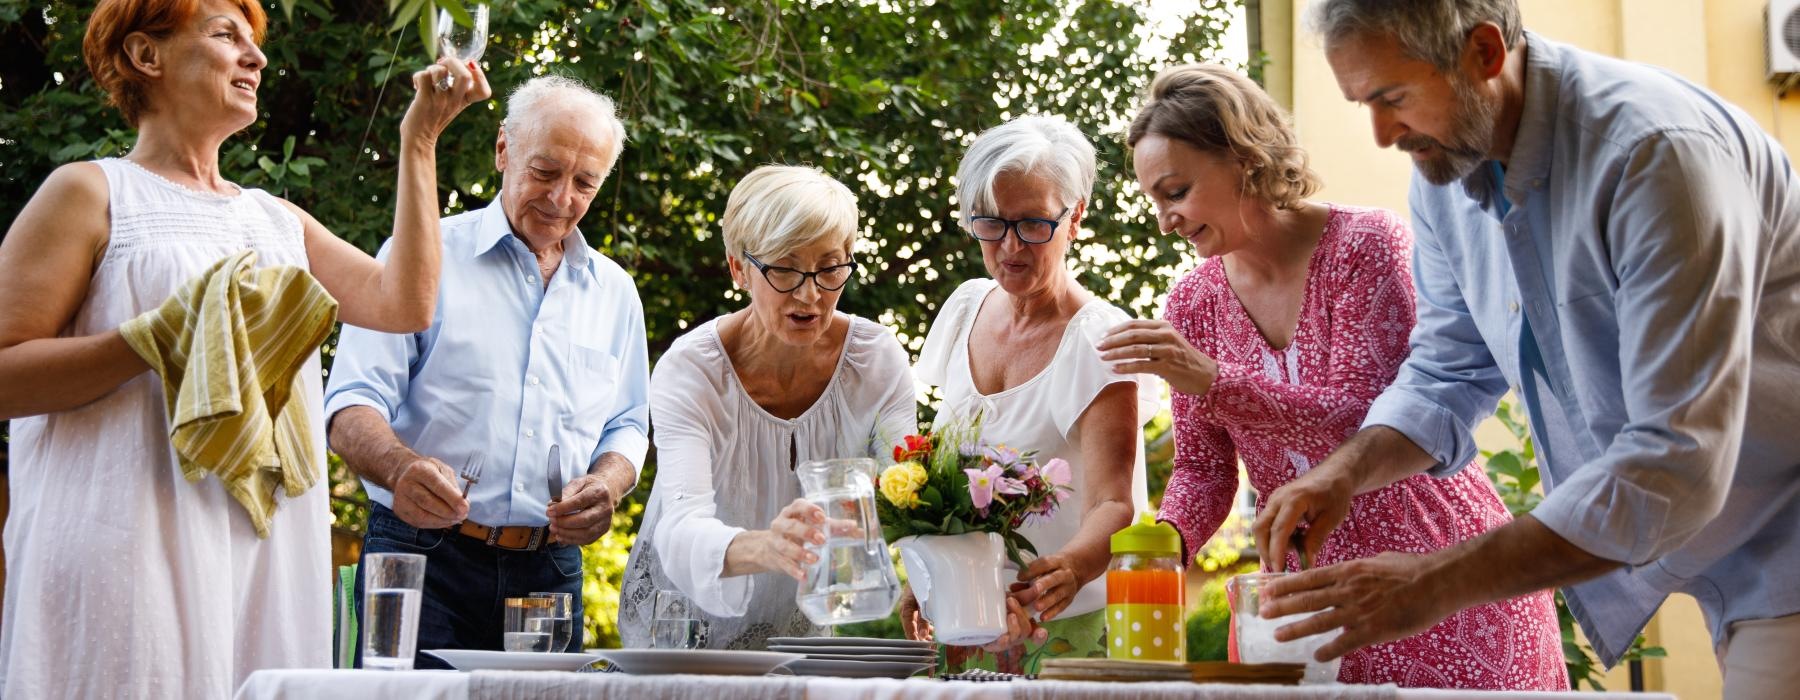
[[235, 670, 1675, 700]]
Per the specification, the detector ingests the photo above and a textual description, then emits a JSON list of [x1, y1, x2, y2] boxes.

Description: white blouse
[[619, 314, 917, 649], [915, 278, 1159, 618]]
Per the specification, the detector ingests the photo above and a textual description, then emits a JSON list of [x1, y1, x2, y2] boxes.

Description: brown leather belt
[[456, 520, 549, 551]]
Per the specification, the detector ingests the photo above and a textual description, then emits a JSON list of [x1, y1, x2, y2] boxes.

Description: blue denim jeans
[[354, 502, 585, 669]]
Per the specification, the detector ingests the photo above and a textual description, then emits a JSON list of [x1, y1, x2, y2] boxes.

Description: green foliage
[[1480, 398, 1666, 691], [580, 498, 643, 648], [2, 0, 1241, 642], [1186, 561, 1253, 661]]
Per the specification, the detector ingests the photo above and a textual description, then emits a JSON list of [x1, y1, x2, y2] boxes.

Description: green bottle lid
[[1110, 512, 1181, 555]]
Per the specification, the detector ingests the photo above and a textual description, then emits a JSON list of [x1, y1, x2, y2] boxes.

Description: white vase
[[894, 531, 1009, 646]]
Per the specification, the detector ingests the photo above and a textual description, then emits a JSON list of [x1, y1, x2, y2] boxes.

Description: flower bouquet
[[876, 427, 1073, 565], [874, 423, 1074, 645]]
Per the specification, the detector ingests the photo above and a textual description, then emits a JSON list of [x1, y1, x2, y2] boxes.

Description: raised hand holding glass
[[432, 3, 488, 91]]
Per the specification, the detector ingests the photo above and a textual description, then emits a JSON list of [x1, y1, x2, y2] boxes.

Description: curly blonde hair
[[1127, 64, 1321, 210]]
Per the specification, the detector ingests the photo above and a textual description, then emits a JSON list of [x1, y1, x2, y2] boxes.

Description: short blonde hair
[[1127, 64, 1321, 210], [721, 165, 860, 261]]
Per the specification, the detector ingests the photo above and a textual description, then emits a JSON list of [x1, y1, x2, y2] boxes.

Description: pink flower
[[1041, 458, 1072, 487], [984, 444, 1022, 468], [996, 475, 1029, 497], [964, 464, 1003, 510]]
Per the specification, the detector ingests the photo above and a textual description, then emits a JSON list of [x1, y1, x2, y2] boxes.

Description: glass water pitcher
[[795, 458, 901, 625]]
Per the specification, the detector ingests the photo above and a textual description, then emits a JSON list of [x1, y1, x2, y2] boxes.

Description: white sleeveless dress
[[915, 278, 1160, 619], [1, 159, 331, 699]]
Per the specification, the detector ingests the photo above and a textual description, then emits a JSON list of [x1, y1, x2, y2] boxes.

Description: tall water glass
[[529, 591, 574, 652], [1228, 572, 1342, 684], [651, 590, 708, 649], [504, 597, 554, 652], [362, 553, 427, 670]]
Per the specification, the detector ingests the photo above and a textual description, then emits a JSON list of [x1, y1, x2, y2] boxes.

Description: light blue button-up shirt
[[1364, 33, 1800, 665], [325, 200, 651, 527]]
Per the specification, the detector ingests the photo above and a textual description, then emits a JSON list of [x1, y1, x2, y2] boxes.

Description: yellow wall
[[1257, 1, 1800, 697]]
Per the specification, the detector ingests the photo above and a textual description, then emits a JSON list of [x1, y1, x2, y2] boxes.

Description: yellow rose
[[879, 461, 928, 509]]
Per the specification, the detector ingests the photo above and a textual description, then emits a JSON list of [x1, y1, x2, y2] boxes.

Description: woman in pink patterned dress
[[1098, 64, 1567, 689]]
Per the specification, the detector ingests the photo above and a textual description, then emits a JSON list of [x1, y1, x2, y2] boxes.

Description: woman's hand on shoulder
[[1097, 319, 1218, 396]]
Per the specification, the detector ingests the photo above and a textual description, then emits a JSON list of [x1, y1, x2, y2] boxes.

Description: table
[[235, 670, 1676, 700]]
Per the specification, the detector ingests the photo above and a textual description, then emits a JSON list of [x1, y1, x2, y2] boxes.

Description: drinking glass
[[651, 590, 709, 649], [1228, 572, 1342, 684], [529, 591, 574, 652], [432, 3, 488, 89], [503, 597, 554, 652], [361, 553, 427, 670]]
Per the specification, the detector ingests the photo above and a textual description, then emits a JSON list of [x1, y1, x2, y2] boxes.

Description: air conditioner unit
[[1770, 0, 1800, 78]]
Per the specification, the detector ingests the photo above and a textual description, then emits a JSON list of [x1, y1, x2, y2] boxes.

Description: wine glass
[[432, 3, 489, 91]]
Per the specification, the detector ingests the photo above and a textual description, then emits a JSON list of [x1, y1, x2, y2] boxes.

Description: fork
[[458, 455, 485, 500]]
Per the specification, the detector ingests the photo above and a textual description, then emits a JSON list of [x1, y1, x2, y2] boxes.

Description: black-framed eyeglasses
[[967, 207, 1070, 245], [742, 252, 858, 293]]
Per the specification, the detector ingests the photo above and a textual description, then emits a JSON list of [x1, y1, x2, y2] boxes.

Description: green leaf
[[436, 0, 473, 28], [53, 142, 92, 161], [1485, 451, 1523, 479], [289, 161, 311, 177], [390, 0, 425, 33], [417, 9, 435, 60], [283, 135, 296, 161], [257, 155, 278, 173]]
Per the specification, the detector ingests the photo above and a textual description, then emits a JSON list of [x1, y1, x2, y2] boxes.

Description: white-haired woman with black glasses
[[618, 165, 917, 649], [906, 115, 1159, 672]]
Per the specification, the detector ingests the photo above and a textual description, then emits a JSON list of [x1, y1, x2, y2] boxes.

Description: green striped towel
[[121, 249, 338, 537]]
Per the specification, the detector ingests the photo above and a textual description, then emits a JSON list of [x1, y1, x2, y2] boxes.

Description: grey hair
[[502, 75, 628, 174], [955, 115, 1097, 224], [1308, 0, 1523, 74]]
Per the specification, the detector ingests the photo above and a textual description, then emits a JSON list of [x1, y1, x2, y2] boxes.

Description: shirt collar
[[472, 199, 595, 274], [1459, 31, 1562, 212]]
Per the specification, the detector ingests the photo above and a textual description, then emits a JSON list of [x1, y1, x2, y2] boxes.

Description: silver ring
[[434, 74, 454, 92]]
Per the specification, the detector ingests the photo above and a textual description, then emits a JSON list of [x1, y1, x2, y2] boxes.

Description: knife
[[547, 444, 564, 505]]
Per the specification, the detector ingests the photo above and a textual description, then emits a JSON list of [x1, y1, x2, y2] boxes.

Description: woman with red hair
[[0, 0, 487, 696]]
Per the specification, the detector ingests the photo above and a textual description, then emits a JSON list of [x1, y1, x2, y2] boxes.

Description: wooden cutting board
[[1037, 658, 1304, 685]]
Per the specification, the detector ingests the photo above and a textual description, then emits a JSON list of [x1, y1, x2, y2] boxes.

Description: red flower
[[894, 434, 932, 462]]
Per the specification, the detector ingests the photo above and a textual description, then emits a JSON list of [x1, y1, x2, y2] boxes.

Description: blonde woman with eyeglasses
[[617, 165, 916, 650]]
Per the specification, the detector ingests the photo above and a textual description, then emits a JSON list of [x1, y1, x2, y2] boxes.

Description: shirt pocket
[[569, 343, 620, 439]]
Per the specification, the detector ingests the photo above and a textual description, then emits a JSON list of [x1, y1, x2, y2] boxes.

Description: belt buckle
[[484, 525, 501, 547], [527, 527, 545, 551]]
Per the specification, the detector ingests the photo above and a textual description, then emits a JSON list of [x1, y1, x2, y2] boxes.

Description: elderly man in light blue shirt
[[325, 75, 649, 667], [1253, 2, 1800, 695]]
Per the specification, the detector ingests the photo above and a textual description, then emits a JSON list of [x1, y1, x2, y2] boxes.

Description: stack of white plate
[[767, 636, 938, 678]]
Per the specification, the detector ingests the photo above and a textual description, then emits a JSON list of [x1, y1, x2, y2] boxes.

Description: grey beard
[[1403, 80, 1499, 186]]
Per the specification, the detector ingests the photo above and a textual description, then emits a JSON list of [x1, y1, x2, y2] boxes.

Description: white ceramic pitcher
[[894, 531, 1010, 646]]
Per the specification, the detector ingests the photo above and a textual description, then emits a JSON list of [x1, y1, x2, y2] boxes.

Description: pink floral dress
[[1158, 204, 1568, 690]]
